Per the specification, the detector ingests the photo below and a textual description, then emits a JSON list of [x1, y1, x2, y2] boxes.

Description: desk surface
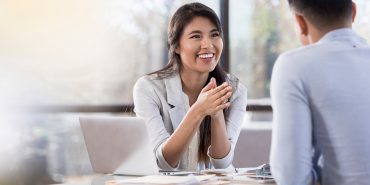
[[52, 175, 133, 185], [56, 174, 275, 185]]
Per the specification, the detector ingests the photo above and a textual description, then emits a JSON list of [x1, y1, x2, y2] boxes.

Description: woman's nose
[[201, 38, 213, 49]]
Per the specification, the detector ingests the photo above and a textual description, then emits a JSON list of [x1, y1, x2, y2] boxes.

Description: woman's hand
[[192, 77, 233, 117]]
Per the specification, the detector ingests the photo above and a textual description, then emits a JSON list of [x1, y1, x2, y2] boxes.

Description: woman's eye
[[211, 32, 220, 37], [190, 35, 201, 39]]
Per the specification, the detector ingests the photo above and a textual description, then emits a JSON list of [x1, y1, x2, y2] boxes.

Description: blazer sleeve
[[208, 81, 248, 168], [133, 77, 179, 170]]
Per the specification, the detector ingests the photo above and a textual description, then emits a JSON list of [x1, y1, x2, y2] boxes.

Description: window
[[0, 0, 219, 106], [230, 0, 370, 99], [0, 0, 220, 177]]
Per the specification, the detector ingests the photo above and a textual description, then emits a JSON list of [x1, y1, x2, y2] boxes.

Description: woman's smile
[[197, 53, 215, 64]]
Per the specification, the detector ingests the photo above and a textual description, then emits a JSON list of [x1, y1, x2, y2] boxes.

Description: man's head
[[288, 0, 356, 45]]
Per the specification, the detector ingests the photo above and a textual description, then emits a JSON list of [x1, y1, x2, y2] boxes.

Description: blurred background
[[0, 0, 369, 184]]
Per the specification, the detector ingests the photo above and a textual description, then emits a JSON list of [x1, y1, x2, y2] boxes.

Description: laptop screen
[[80, 116, 159, 175]]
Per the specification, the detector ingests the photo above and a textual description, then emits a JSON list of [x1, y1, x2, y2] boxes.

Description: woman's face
[[176, 16, 223, 75]]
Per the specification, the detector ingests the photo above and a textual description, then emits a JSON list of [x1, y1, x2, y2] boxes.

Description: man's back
[[270, 28, 370, 185]]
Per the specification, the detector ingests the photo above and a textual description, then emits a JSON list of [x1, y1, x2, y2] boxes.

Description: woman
[[133, 2, 247, 171]]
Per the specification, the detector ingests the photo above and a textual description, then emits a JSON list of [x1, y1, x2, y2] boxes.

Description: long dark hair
[[149, 2, 229, 165]]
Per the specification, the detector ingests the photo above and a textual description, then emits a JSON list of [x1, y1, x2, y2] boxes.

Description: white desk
[[57, 173, 275, 185]]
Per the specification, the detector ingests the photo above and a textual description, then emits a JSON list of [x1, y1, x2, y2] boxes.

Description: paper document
[[200, 164, 275, 184], [201, 168, 237, 175], [105, 174, 216, 185], [231, 176, 275, 184]]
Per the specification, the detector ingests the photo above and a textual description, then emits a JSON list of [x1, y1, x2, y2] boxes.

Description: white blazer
[[133, 69, 247, 171]]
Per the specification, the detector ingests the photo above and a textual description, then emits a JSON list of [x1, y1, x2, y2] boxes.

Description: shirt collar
[[318, 28, 368, 48]]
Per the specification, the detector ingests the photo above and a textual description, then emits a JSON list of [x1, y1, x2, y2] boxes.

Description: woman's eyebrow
[[188, 28, 218, 36], [188, 30, 202, 35]]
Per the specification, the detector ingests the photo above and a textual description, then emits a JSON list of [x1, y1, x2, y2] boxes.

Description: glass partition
[[230, 0, 370, 99]]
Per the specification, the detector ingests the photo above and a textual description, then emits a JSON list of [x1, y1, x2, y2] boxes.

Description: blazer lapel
[[164, 72, 186, 131]]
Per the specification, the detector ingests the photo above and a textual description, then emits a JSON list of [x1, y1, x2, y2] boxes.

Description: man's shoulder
[[275, 43, 331, 71], [279, 44, 321, 61]]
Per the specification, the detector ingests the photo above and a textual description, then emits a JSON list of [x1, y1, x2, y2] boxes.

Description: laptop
[[79, 116, 159, 176]]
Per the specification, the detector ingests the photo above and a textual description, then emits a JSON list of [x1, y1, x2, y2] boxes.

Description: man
[[269, 0, 370, 185]]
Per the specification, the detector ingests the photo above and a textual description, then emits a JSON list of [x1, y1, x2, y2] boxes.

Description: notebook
[[79, 116, 159, 175]]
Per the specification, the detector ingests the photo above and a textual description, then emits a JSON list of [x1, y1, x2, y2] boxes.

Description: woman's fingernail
[[209, 78, 214, 83]]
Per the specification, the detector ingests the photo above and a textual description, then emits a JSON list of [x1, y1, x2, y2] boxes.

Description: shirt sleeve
[[269, 55, 317, 185], [208, 82, 248, 169], [133, 77, 179, 170]]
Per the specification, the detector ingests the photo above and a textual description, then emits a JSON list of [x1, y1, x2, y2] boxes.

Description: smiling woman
[[176, 16, 223, 74], [133, 2, 247, 171]]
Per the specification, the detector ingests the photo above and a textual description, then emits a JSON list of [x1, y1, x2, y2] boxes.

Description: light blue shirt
[[270, 28, 370, 185]]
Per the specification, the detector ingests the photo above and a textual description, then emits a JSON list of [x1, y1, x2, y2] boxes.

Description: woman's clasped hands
[[192, 77, 233, 117]]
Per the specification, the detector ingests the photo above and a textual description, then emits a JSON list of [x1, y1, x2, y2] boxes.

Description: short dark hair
[[288, 0, 352, 29]]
